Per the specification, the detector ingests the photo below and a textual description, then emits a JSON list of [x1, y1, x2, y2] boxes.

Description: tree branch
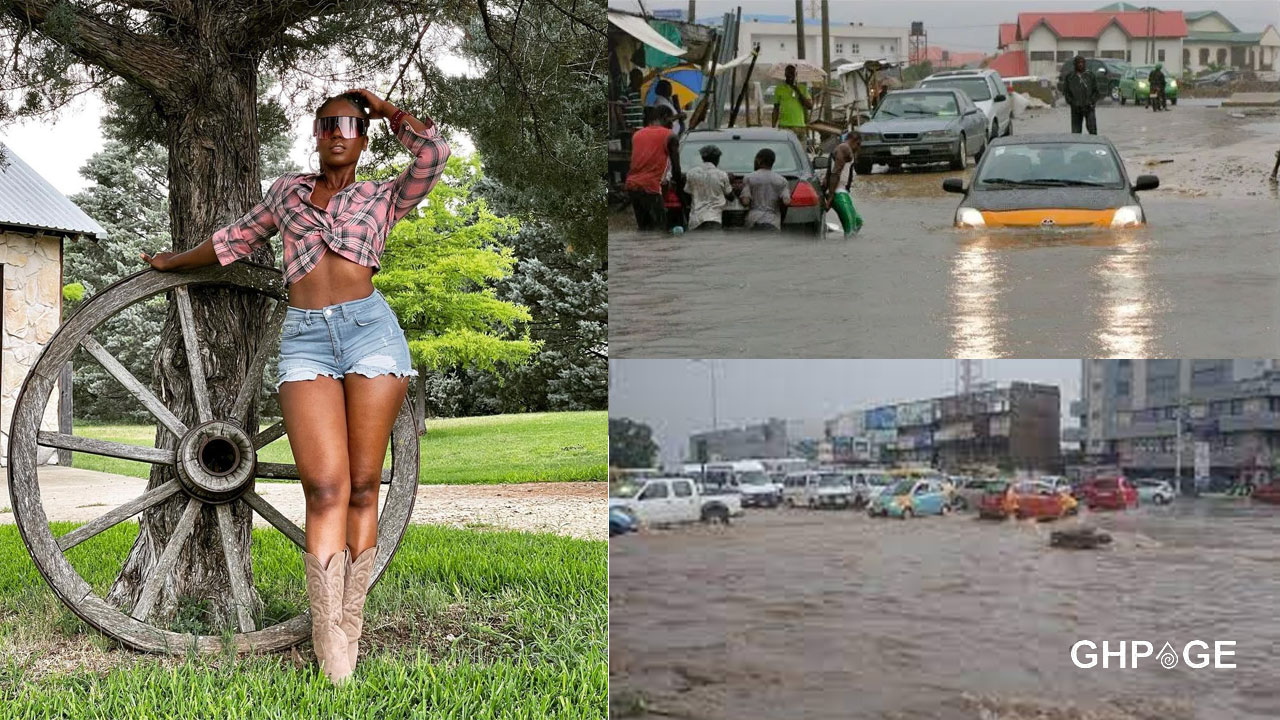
[[3, 0, 188, 100]]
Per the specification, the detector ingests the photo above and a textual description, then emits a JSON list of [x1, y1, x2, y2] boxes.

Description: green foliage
[[60, 283, 84, 304], [372, 153, 536, 373], [402, 0, 607, 258], [609, 418, 659, 469], [65, 141, 170, 423]]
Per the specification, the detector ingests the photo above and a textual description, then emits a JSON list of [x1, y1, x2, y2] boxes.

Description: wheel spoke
[[57, 480, 182, 552], [242, 491, 306, 550], [81, 337, 188, 438], [231, 299, 288, 425], [256, 462, 300, 480], [130, 496, 202, 622], [173, 286, 213, 424], [214, 503, 257, 632], [253, 420, 287, 450], [38, 431, 175, 466]]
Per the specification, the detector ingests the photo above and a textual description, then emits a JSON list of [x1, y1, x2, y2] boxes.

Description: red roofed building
[[992, 9, 1188, 79], [987, 50, 1028, 78]]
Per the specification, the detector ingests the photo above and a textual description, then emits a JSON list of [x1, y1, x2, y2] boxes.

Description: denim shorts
[[276, 289, 418, 389]]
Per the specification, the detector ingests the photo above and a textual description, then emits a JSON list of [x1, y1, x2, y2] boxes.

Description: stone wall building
[[0, 142, 108, 465]]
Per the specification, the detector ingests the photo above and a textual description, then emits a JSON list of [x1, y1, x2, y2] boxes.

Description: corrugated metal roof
[[0, 142, 108, 240]]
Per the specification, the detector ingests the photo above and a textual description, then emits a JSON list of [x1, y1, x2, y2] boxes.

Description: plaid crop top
[[211, 116, 450, 284]]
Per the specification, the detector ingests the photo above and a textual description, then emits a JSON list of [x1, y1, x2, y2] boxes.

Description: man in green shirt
[[772, 64, 813, 148]]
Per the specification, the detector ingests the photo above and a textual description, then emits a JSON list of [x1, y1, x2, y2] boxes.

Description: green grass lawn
[[70, 411, 607, 485], [0, 522, 606, 718]]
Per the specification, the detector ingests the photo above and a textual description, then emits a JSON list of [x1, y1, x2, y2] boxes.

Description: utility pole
[[795, 0, 805, 59], [1174, 396, 1184, 496], [821, 0, 831, 121], [687, 0, 695, 22]]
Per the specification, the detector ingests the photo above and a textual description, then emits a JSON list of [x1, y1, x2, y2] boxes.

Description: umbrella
[[766, 59, 827, 84], [643, 64, 705, 109]]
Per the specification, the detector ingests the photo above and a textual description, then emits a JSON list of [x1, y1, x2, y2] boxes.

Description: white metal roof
[[0, 143, 108, 239]]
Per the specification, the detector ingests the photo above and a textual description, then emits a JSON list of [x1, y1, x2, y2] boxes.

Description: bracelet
[[390, 108, 406, 133]]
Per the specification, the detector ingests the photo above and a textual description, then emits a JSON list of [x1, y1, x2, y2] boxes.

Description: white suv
[[918, 69, 1013, 141]]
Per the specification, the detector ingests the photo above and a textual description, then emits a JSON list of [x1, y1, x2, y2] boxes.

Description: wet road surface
[[610, 498, 1280, 720], [610, 104, 1280, 358]]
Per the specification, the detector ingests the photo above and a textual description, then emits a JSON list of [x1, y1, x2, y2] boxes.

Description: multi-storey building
[[688, 418, 790, 462], [1075, 360, 1280, 481], [821, 382, 1062, 473]]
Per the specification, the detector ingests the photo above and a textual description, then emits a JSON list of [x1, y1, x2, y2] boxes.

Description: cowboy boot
[[304, 549, 352, 683], [340, 545, 378, 668]]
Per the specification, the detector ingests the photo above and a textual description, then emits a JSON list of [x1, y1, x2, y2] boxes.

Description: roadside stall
[[831, 59, 904, 128], [607, 10, 719, 204]]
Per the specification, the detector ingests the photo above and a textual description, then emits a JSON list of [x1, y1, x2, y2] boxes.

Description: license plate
[[890, 145, 911, 156]]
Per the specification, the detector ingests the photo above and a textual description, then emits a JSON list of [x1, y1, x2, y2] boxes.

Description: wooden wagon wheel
[[7, 263, 419, 654]]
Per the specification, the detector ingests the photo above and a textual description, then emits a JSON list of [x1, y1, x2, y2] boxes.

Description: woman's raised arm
[[345, 88, 451, 224]]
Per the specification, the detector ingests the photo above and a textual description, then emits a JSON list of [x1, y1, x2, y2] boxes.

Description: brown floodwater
[[609, 104, 1280, 359], [609, 498, 1280, 720]]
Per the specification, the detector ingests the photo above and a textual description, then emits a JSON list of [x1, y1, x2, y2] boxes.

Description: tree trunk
[[106, 59, 275, 628]]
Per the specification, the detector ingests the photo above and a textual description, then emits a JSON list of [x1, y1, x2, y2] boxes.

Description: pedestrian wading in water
[[141, 88, 450, 683]]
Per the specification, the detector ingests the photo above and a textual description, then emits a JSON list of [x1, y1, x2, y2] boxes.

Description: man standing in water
[[1063, 56, 1101, 134], [624, 105, 681, 231], [740, 148, 791, 231], [824, 131, 864, 236], [683, 145, 734, 232], [773, 65, 814, 149]]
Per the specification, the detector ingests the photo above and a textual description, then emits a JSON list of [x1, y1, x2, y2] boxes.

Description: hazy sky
[[0, 30, 474, 197], [611, 0, 1280, 52], [610, 359, 1082, 465]]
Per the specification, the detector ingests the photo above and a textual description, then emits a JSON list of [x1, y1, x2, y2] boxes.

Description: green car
[[1118, 65, 1178, 107]]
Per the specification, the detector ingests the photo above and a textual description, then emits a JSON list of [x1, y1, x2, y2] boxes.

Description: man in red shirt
[[624, 105, 682, 231]]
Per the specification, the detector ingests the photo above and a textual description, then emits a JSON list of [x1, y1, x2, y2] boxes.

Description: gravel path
[[0, 467, 607, 540]]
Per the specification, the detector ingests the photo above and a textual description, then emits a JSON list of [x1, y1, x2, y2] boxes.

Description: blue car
[[610, 508, 637, 537], [868, 478, 951, 519]]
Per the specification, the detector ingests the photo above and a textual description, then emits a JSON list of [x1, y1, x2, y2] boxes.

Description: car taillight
[[790, 181, 820, 207]]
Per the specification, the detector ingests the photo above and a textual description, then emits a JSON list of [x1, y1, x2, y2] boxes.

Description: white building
[[0, 143, 108, 466], [997, 10, 1188, 79], [1181, 10, 1280, 74], [731, 14, 909, 66]]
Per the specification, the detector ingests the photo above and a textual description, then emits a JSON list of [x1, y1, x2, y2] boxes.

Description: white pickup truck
[[609, 476, 742, 526]]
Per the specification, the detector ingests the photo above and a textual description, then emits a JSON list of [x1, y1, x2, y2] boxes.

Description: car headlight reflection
[[923, 130, 954, 138], [956, 207, 986, 228], [861, 132, 880, 142], [1111, 205, 1144, 228]]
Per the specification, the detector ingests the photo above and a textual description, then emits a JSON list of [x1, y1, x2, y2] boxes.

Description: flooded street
[[610, 499, 1280, 720], [610, 103, 1280, 358]]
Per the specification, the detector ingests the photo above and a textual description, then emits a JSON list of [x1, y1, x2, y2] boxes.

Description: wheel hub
[[175, 420, 257, 503]]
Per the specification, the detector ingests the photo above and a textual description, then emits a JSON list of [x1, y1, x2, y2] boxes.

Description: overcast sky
[[0, 29, 475, 198], [610, 359, 1082, 466], [611, 0, 1280, 52]]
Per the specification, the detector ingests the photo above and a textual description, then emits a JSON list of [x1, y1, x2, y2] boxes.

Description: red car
[[1013, 481, 1077, 520], [1084, 476, 1139, 511], [1252, 481, 1280, 505], [978, 481, 1018, 520]]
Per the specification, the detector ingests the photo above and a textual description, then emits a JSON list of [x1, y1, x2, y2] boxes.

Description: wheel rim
[[7, 264, 420, 654]]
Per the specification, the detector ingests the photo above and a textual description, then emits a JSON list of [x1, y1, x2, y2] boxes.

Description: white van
[[782, 471, 854, 509]]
